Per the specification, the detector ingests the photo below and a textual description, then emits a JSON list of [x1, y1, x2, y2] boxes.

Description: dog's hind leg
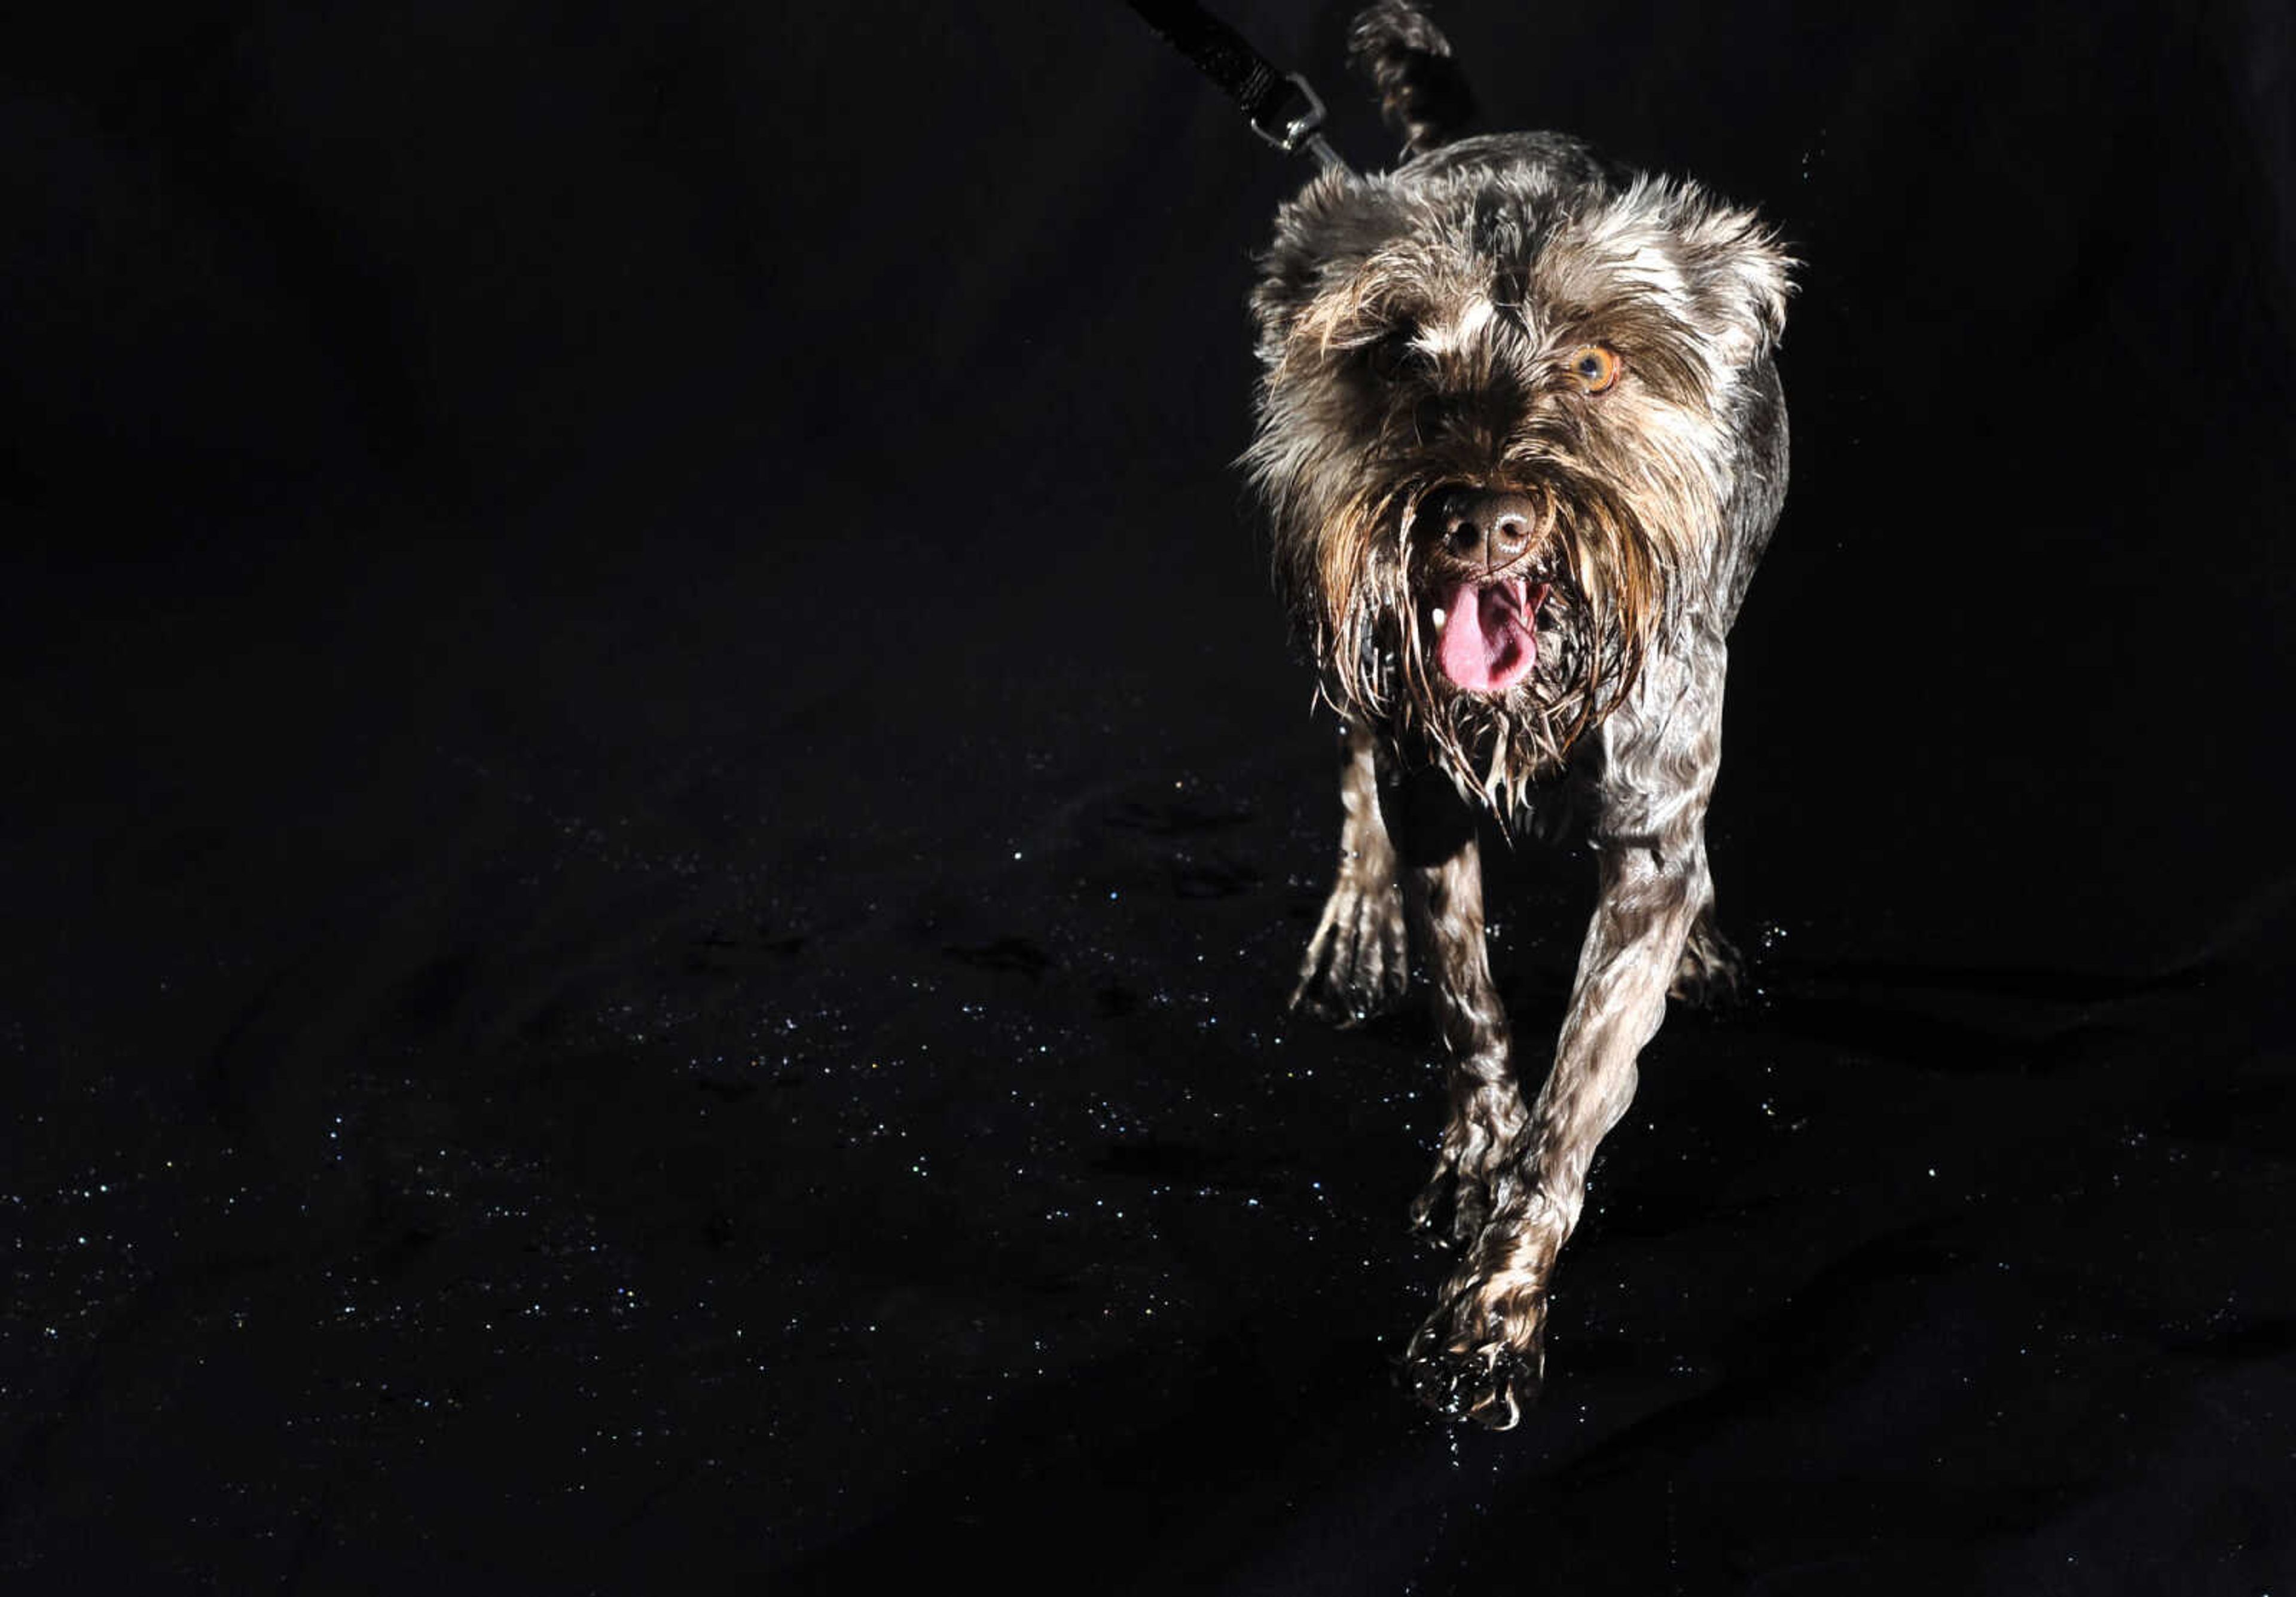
[[1290, 722, 1412, 1025]]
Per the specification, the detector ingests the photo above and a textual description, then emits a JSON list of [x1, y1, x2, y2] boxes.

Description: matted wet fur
[[1248, 2, 1793, 1427]]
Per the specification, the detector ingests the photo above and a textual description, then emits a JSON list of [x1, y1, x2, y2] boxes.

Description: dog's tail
[[1348, 2, 1474, 155]]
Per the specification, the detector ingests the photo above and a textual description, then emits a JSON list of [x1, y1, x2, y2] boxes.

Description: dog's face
[[1247, 142, 1791, 801]]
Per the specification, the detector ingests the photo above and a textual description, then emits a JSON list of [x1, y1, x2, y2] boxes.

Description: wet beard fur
[[1352, 581, 1608, 814], [1272, 472, 1680, 816]]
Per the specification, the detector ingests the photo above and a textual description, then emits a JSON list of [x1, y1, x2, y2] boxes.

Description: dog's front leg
[[1289, 722, 1412, 1024], [1295, 731, 1529, 1249], [1361, 764, 1527, 1253], [1403, 662, 1723, 1427]]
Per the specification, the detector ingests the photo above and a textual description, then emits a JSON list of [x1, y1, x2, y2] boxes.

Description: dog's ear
[[1675, 203, 1795, 372], [1250, 179, 1391, 365]]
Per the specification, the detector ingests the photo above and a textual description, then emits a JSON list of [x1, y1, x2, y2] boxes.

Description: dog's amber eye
[[1565, 344, 1623, 394]]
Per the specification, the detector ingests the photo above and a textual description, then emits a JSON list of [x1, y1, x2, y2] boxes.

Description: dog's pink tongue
[[1436, 578, 1537, 694]]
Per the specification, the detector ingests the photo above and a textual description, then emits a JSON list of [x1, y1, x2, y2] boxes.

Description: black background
[[4, 1, 2292, 1591]]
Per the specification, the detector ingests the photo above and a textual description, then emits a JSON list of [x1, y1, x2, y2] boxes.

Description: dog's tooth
[[1431, 607, 1448, 630]]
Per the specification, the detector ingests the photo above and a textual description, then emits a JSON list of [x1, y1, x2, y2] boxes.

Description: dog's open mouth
[[1433, 575, 1549, 695]]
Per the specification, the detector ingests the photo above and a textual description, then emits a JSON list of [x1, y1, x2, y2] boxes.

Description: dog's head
[[1246, 141, 1791, 804]]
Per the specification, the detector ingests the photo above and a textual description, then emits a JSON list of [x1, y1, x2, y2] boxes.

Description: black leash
[[1123, 0, 1352, 173]]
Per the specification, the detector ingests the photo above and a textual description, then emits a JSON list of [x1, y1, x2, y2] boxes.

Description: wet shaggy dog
[[1248, 3, 1793, 1426]]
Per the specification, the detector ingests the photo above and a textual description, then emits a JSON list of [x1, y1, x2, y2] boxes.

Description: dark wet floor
[[8, 503, 2293, 1592], [5, 3, 2293, 1592]]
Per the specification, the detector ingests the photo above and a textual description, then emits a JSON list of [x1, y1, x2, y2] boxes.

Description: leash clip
[[1248, 71, 1327, 154], [1249, 72, 1348, 172], [1123, 1, 1355, 175]]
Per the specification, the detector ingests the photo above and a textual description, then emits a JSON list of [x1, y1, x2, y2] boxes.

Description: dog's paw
[[1289, 877, 1410, 1025], [1669, 915, 1744, 1008], [1400, 1185, 1565, 1427], [1398, 1268, 1550, 1430]]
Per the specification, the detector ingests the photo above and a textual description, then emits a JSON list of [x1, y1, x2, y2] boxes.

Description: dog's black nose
[[1437, 490, 1540, 568]]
